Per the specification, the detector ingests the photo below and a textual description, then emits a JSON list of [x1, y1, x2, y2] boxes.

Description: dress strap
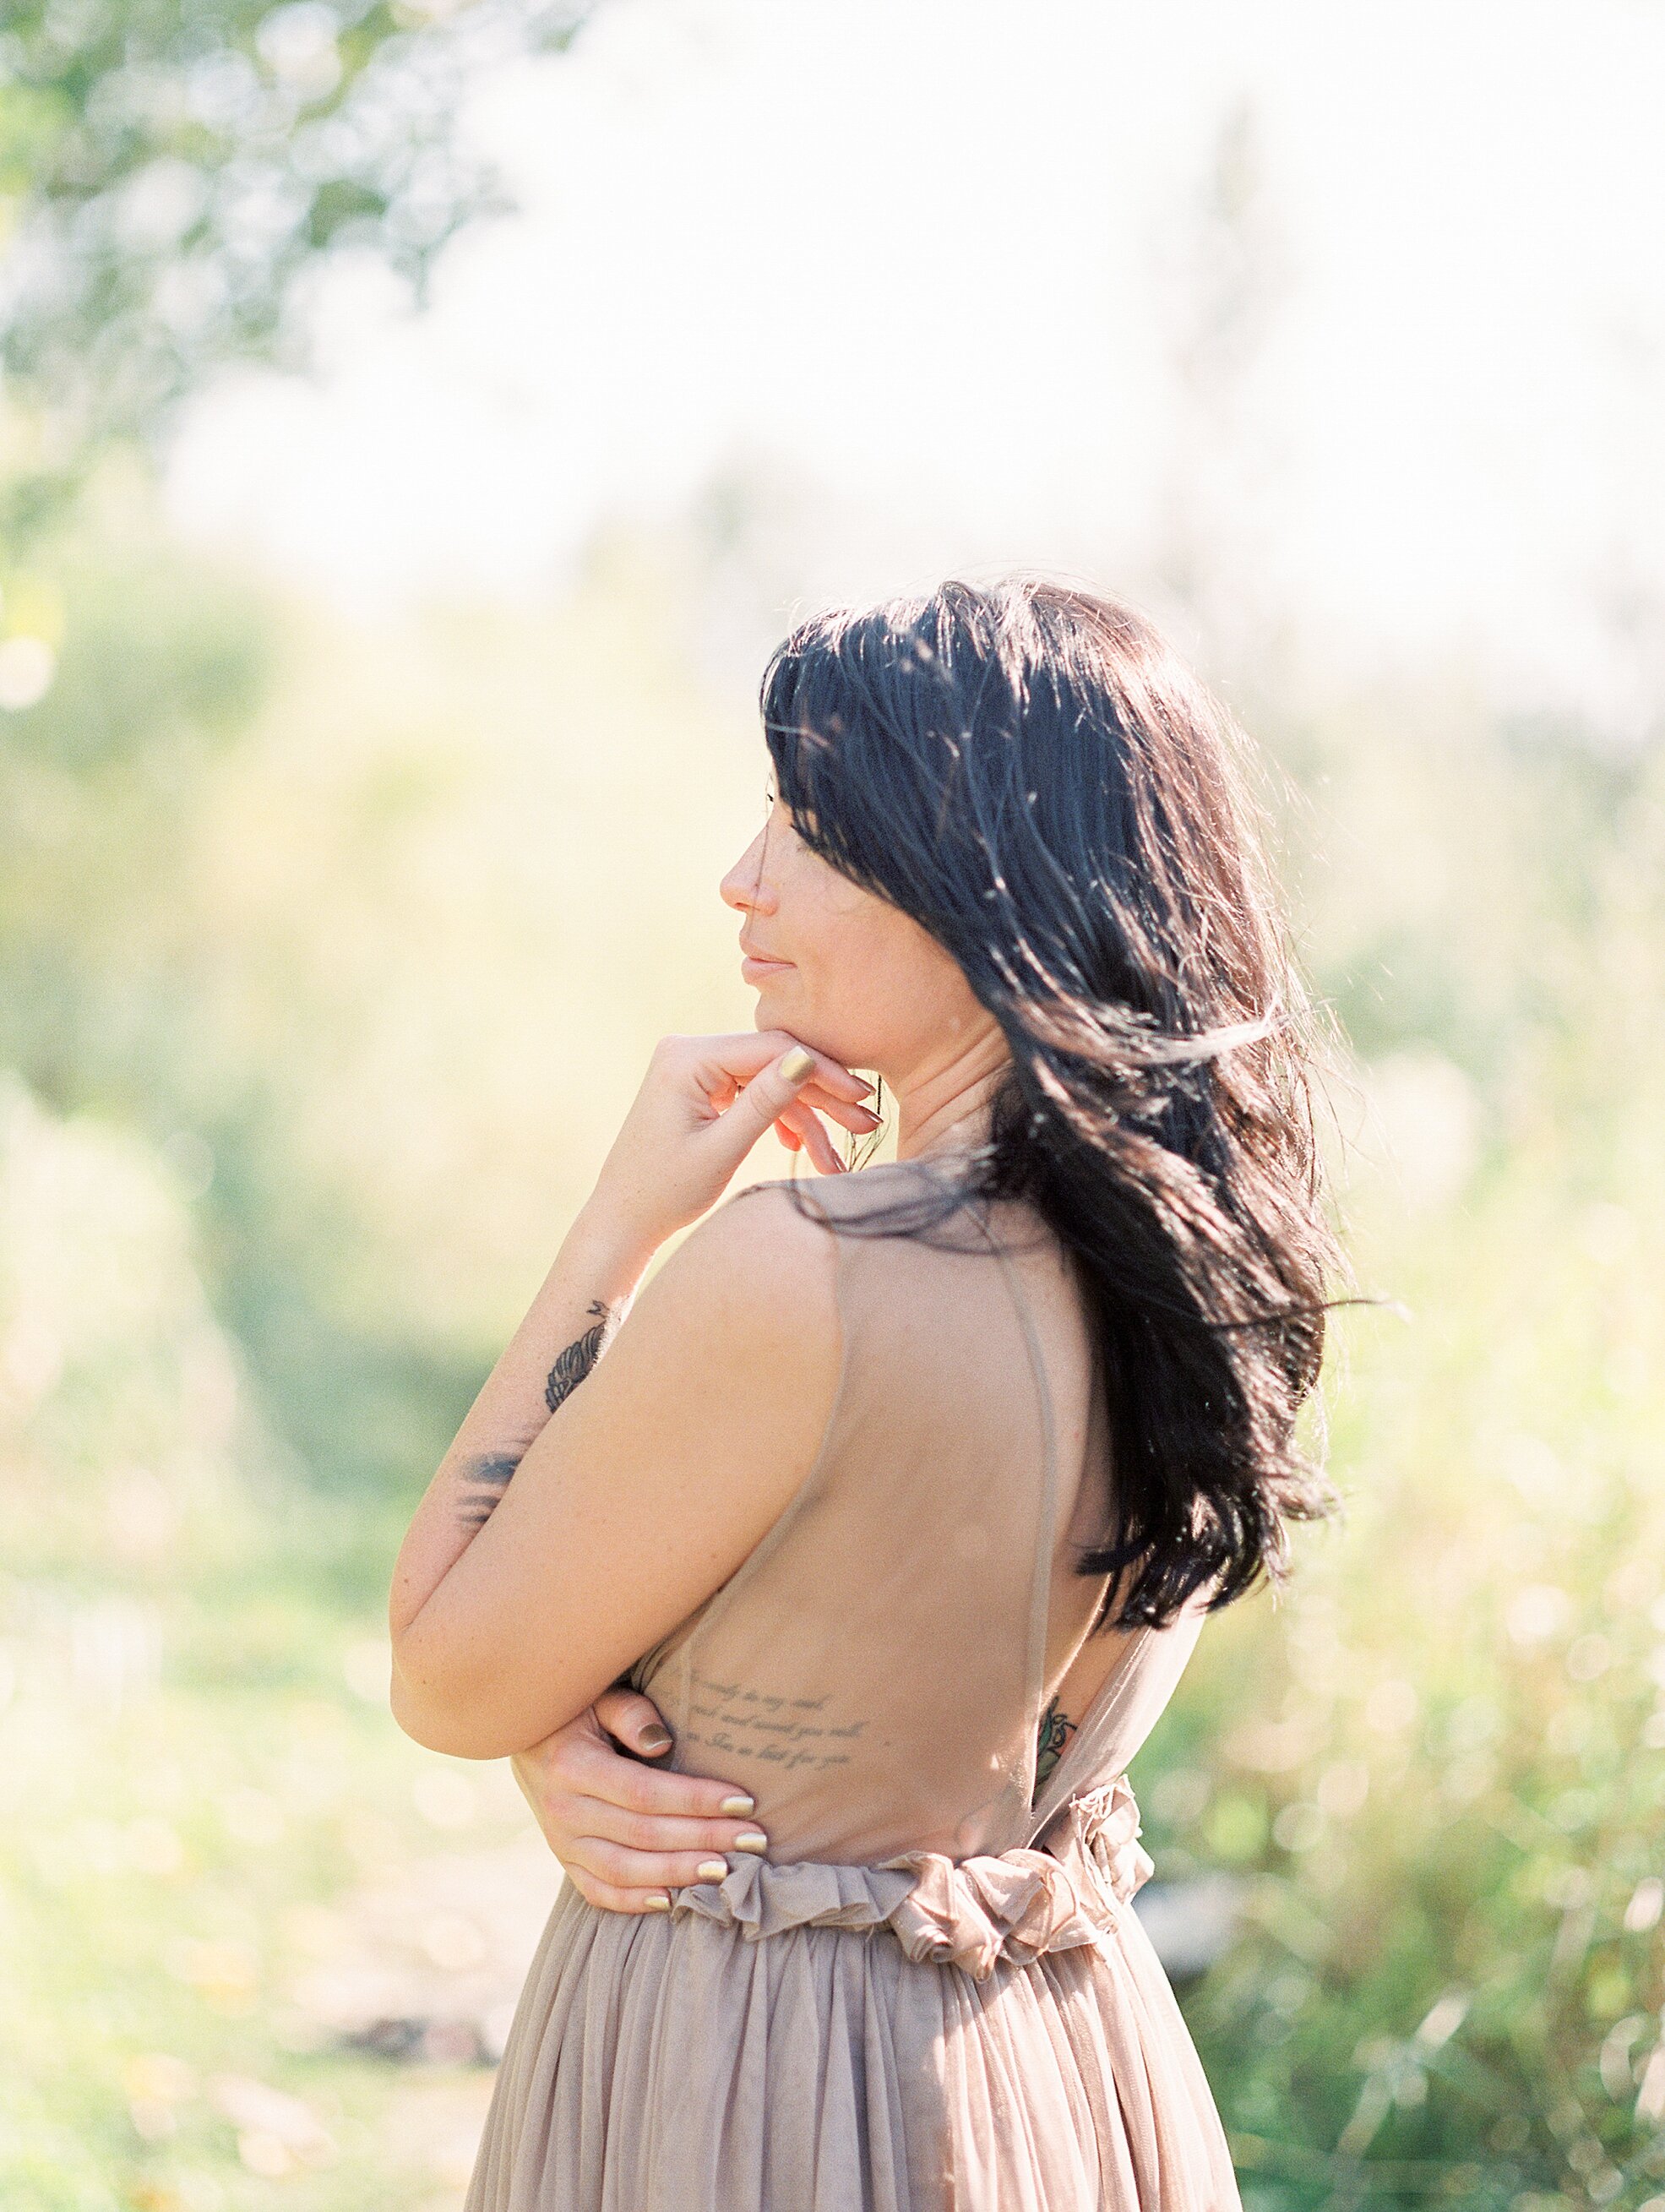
[[965, 1203, 1064, 1778], [960, 1195, 1213, 1848], [1021, 1599, 1209, 1844]]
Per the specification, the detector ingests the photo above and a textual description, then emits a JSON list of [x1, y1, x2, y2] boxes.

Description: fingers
[[749, 1035, 875, 1103], [538, 1775, 772, 1914], [563, 1868, 672, 1915], [563, 1834, 759, 1904], [670, 1034, 878, 1182], [689, 1032, 876, 1115], [550, 1731, 759, 1821], [775, 1075, 884, 1172], [775, 1098, 843, 1174], [733, 1049, 884, 1163], [563, 1795, 767, 1856], [515, 1698, 775, 1915], [684, 1031, 871, 1099], [748, 1044, 823, 1143], [593, 1686, 674, 1757], [797, 1082, 883, 1136]]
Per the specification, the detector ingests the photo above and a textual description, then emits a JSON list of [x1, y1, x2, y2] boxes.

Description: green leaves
[[0, 0, 592, 495]]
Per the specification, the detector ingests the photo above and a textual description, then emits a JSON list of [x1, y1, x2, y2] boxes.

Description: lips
[[739, 943, 793, 967]]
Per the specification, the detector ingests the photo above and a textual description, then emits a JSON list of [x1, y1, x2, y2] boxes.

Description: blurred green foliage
[[0, 507, 762, 2209], [10, 8, 1662, 2204], [2, 500, 1663, 2206], [0, 0, 589, 529], [1158, 698, 1665, 2204]]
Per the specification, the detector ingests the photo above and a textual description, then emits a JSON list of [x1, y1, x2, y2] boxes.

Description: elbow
[[387, 1612, 587, 1760], [388, 1637, 514, 1762]]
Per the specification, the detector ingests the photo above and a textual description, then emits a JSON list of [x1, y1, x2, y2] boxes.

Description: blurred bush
[[1163, 691, 1665, 2205]]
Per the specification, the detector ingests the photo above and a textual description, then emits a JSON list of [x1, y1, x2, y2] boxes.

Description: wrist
[[562, 1199, 660, 1296]]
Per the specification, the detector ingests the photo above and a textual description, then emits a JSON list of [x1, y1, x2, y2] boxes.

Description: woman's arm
[[390, 1183, 840, 1757], [389, 1205, 655, 1643], [389, 1032, 865, 1761]]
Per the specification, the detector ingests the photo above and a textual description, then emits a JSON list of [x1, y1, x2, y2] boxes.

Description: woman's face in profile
[[719, 780, 988, 1080]]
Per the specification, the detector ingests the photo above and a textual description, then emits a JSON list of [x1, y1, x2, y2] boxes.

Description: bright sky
[[166, 0, 1665, 729]]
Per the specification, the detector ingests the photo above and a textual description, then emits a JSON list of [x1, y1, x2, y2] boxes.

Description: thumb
[[595, 1686, 675, 1757], [717, 1042, 820, 1155]]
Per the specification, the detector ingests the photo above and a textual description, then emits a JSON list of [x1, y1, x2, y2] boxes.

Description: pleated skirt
[[463, 1877, 1243, 2212]]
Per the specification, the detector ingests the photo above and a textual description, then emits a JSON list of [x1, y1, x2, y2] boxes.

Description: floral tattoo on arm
[[455, 1299, 617, 1529]]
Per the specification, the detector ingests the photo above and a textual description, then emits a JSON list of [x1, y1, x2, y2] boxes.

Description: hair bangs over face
[[758, 596, 978, 913]]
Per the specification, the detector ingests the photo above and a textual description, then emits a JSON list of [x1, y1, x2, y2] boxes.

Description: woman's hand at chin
[[581, 1031, 879, 1264], [511, 1687, 769, 1915]]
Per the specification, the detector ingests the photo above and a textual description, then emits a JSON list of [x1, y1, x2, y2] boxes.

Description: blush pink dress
[[465, 1157, 1242, 2211]]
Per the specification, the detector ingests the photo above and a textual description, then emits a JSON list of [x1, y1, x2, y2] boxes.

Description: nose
[[720, 824, 776, 916]]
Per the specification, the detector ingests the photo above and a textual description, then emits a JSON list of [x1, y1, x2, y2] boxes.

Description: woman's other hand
[[584, 1032, 879, 1261], [511, 1687, 768, 1915]]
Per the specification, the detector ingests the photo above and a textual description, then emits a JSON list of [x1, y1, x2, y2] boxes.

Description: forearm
[[389, 1202, 656, 1643]]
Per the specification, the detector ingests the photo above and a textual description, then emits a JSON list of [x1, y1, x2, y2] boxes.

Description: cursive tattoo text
[[683, 1674, 866, 1774]]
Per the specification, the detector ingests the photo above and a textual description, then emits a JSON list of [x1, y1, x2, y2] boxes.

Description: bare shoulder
[[622, 1160, 957, 1392], [656, 1172, 843, 1311], [611, 1175, 844, 1440]]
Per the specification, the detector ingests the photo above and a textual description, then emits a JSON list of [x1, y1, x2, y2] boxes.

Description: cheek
[[800, 896, 961, 1056], [804, 875, 893, 983]]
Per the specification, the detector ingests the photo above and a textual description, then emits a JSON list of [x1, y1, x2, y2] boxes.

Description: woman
[[389, 577, 1341, 2211]]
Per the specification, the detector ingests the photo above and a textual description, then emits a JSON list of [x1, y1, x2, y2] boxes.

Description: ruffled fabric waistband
[[668, 1776, 1155, 1984]]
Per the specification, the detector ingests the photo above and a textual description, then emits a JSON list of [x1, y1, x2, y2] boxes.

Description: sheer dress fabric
[[465, 1158, 1242, 2212]]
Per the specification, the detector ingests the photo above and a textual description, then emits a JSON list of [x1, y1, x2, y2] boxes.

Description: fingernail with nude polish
[[639, 1724, 673, 1754], [719, 1793, 755, 1817], [733, 1831, 769, 1855], [696, 1859, 729, 1882], [645, 1893, 672, 1911]]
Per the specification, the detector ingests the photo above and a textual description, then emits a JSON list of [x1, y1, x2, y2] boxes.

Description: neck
[[891, 1026, 1014, 1163]]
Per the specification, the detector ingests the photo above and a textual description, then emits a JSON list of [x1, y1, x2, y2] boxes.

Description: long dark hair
[[759, 576, 1343, 1632]]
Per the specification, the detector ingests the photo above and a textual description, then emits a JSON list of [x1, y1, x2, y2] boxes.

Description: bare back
[[630, 1156, 1200, 1866]]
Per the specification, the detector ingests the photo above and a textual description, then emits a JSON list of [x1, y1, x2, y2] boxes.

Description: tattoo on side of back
[[455, 1298, 618, 1529], [1035, 1697, 1076, 1790]]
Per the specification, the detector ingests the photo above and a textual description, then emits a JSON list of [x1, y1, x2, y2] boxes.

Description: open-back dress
[[465, 1155, 1242, 2211]]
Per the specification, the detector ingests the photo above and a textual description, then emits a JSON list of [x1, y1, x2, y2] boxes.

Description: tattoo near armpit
[[1035, 1697, 1076, 1789], [455, 1299, 618, 1528]]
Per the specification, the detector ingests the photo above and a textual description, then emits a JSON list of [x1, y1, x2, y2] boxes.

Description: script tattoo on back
[[684, 1675, 867, 1773], [455, 1298, 617, 1529]]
